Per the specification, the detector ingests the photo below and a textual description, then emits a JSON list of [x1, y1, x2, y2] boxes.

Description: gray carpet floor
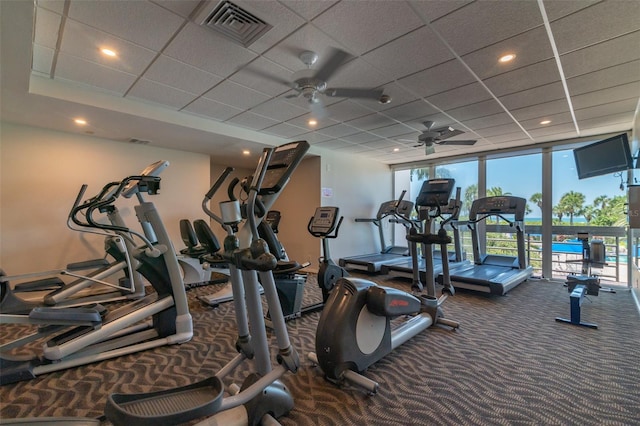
[[1, 272, 639, 425]]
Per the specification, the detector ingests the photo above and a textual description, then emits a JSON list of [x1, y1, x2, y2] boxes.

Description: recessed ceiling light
[[540, 120, 552, 125], [393, 148, 400, 152], [242, 150, 250, 155], [100, 48, 117, 57], [498, 53, 516, 63], [308, 119, 318, 126], [74, 118, 87, 125]]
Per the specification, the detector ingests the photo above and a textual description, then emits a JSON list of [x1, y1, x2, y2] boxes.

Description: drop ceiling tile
[[32, 44, 54, 75], [250, 98, 308, 122], [430, 0, 542, 56], [295, 131, 335, 144], [150, 0, 201, 18], [143, 55, 224, 95], [314, 139, 356, 150], [509, 99, 570, 122], [279, 0, 338, 20], [37, 0, 65, 15], [543, 0, 599, 21], [574, 98, 640, 121], [127, 78, 197, 109], [335, 144, 374, 154], [55, 52, 137, 95], [321, 57, 390, 91], [345, 113, 396, 131], [323, 100, 379, 123], [262, 122, 308, 138], [370, 123, 417, 138], [484, 59, 560, 97], [427, 83, 492, 111], [550, 1, 640, 54], [446, 99, 505, 121], [567, 60, 640, 96], [520, 112, 574, 130], [164, 22, 258, 77], [229, 57, 294, 96], [398, 59, 476, 98], [362, 26, 454, 79], [312, 1, 423, 55], [182, 97, 243, 121], [362, 82, 421, 112], [560, 31, 640, 78], [529, 122, 578, 138], [485, 132, 532, 145], [461, 26, 553, 80], [60, 20, 157, 75], [287, 113, 339, 130], [232, 1, 306, 54], [409, 0, 472, 23], [381, 99, 440, 123], [462, 113, 515, 131], [579, 112, 635, 130], [34, 7, 61, 49], [226, 111, 280, 130], [476, 123, 525, 138], [572, 82, 640, 110], [499, 81, 566, 110], [203, 80, 271, 110], [340, 132, 381, 144], [68, 0, 184, 51], [317, 123, 360, 138]]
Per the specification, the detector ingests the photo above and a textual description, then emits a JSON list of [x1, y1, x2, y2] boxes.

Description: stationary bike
[[310, 182, 459, 394], [308, 206, 349, 303]]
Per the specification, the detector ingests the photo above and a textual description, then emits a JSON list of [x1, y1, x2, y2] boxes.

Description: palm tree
[[530, 192, 543, 215], [558, 191, 586, 225], [593, 195, 609, 210], [582, 204, 596, 224], [553, 205, 564, 224], [410, 167, 429, 182], [487, 186, 511, 197], [462, 184, 478, 218]]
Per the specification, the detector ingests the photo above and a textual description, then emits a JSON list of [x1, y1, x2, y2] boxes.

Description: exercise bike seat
[[179, 219, 209, 258]]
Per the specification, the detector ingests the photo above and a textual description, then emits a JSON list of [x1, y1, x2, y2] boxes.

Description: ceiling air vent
[[199, 0, 272, 47]]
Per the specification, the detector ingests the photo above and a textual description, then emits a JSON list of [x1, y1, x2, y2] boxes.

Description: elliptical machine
[[310, 181, 459, 394]]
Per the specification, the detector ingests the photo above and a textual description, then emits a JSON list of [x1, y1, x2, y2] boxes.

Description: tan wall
[[0, 122, 209, 274]]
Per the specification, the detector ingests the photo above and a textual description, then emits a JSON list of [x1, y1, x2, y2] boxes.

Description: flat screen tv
[[573, 133, 632, 180]]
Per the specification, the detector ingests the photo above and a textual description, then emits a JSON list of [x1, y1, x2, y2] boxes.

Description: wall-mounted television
[[573, 133, 632, 180]]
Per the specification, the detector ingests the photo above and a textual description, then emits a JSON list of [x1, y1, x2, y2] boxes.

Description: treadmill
[[338, 196, 416, 273], [446, 196, 533, 295]]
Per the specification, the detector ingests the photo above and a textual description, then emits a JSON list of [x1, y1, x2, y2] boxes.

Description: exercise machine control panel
[[308, 207, 341, 237], [415, 179, 455, 207], [469, 196, 527, 220], [259, 140, 310, 195]]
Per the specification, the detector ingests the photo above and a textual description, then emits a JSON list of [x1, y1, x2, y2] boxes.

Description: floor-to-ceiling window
[[393, 137, 631, 286]]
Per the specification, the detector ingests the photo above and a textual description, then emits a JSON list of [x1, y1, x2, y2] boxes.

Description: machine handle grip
[[206, 167, 234, 200]]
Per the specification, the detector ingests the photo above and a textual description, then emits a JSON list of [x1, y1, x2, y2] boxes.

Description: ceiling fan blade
[[425, 144, 436, 155], [313, 48, 351, 83], [324, 88, 384, 99], [432, 126, 464, 140], [442, 139, 477, 146]]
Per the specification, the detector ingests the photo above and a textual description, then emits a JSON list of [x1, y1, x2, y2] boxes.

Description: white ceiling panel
[[2, 0, 636, 169], [68, 0, 184, 51], [163, 23, 258, 77], [127, 78, 197, 109], [55, 53, 137, 95], [430, 0, 543, 55], [560, 31, 640, 78], [312, 1, 423, 55], [550, 0, 640, 54], [361, 26, 453, 79], [143, 55, 224, 95]]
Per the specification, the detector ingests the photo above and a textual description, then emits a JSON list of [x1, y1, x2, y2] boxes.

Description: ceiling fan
[[410, 121, 477, 155], [261, 48, 387, 117]]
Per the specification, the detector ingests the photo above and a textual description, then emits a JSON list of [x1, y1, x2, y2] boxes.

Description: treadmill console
[[470, 196, 527, 220], [415, 179, 455, 208], [377, 199, 414, 220], [259, 140, 310, 195]]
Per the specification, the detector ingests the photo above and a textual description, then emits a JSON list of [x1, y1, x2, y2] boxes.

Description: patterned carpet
[[1, 272, 639, 425]]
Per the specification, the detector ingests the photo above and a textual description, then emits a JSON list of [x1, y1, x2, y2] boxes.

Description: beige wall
[[0, 122, 393, 276], [0, 122, 209, 274]]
